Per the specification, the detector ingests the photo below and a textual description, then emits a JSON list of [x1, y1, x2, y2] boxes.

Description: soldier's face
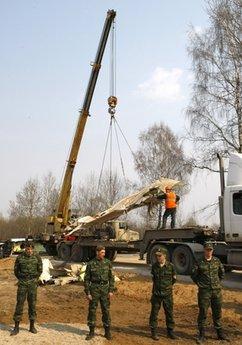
[[25, 247, 33, 256], [156, 254, 166, 264], [97, 249, 105, 260], [204, 248, 213, 259]]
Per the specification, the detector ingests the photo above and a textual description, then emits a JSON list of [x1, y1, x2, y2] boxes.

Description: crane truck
[[39, 10, 139, 260], [39, 10, 242, 274]]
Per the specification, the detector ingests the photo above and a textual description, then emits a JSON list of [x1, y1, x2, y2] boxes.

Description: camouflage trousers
[[87, 285, 111, 328], [149, 293, 174, 330], [13, 280, 38, 322], [197, 288, 222, 330]]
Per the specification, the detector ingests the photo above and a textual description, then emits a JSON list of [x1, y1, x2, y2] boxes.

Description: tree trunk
[[157, 204, 162, 229], [236, 75, 242, 152]]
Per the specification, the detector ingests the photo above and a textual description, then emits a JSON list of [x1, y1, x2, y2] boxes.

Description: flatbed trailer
[[132, 226, 221, 275], [38, 225, 241, 275], [47, 226, 218, 275]]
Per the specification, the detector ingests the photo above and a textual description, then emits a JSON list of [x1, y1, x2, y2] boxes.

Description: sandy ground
[[0, 257, 241, 345], [0, 323, 105, 345]]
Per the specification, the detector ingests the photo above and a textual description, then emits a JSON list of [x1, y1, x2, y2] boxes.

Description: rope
[[114, 120, 126, 180], [97, 18, 136, 202], [96, 118, 112, 197], [114, 117, 135, 157], [109, 21, 116, 97], [109, 20, 116, 97], [109, 116, 113, 203]]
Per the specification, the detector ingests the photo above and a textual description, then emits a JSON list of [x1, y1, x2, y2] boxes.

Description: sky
[[0, 0, 220, 224]]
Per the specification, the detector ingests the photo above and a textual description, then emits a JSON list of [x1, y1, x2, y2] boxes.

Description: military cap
[[204, 242, 214, 250], [25, 241, 34, 249], [155, 247, 167, 256]]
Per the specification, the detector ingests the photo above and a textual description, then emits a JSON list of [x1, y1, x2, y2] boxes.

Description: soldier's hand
[[109, 292, 114, 298], [86, 294, 92, 301]]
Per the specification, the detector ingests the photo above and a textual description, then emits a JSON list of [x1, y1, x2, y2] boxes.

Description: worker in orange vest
[[158, 187, 180, 229]]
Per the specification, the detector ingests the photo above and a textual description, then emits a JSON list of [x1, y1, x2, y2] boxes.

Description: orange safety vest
[[165, 192, 177, 209]]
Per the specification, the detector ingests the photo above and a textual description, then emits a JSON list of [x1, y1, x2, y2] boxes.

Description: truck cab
[[224, 186, 242, 243], [217, 152, 242, 268]]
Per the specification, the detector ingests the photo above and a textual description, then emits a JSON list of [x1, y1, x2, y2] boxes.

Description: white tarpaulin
[[70, 177, 180, 233]]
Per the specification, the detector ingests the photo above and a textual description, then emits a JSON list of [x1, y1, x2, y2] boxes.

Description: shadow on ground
[[40, 323, 88, 336]]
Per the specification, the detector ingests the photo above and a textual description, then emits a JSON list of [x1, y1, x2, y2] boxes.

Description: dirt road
[[0, 257, 241, 345]]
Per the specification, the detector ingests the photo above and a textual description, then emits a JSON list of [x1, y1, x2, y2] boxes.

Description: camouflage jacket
[[84, 257, 115, 295], [151, 261, 176, 296], [14, 252, 43, 281], [191, 256, 225, 290]]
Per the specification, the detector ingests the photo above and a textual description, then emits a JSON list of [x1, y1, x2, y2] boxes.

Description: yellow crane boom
[[49, 10, 116, 231]]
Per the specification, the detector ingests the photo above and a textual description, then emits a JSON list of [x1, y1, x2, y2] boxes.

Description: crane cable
[[108, 19, 116, 202], [96, 18, 135, 203], [96, 20, 116, 201]]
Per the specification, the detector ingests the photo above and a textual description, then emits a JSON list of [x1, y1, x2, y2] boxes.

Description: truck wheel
[[57, 243, 71, 261], [45, 244, 57, 256], [172, 245, 193, 275], [105, 249, 117, 261], [71, 244, 89, 262], [148, 244, 168, 265]]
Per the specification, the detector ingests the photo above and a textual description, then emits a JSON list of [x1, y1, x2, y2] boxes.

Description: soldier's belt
[[91, 281, 109, 285], [19, 276, 37, 281]]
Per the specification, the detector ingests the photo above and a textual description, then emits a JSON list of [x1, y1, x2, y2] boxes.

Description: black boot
[[104, 327, 112, 340], [196, 328, 205, 344], [167, 329, 178, 339], [86, 326, 95, 340], [217, 329, 230, 341], [10, 321, 19, 336], [151, 328, 159, 341], [29, 320, 37, 334]]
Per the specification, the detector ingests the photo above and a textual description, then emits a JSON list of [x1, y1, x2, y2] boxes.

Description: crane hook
[[108, 96, 118, 115]]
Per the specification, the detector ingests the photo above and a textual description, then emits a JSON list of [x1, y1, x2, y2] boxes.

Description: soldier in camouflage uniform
[[11, 242, 43, 336], [84, 246, 115, 341], [149, 248, 177, 340], [191, 242, 229, 343]]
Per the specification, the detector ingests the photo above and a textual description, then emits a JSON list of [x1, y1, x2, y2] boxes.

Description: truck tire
[[148, 244, 168, 265], [172, 245, 194, 275], [57, 242, 71, 261], [71, 243, 88, 262], [45, 244, 57, 256], [105, 249, 117, 261]]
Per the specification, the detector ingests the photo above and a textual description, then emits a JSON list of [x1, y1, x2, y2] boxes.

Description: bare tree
[[72, 171, 132, 217], [134, 122, 192, 183], [134, 122, 192, 228], [97, 171, 132, 209], [41, 172, 59, 216], [186, 0, 242, 170], [72, 173, 100, 216], [2, 173, 59, 238], [9, 178, 42, 234]]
